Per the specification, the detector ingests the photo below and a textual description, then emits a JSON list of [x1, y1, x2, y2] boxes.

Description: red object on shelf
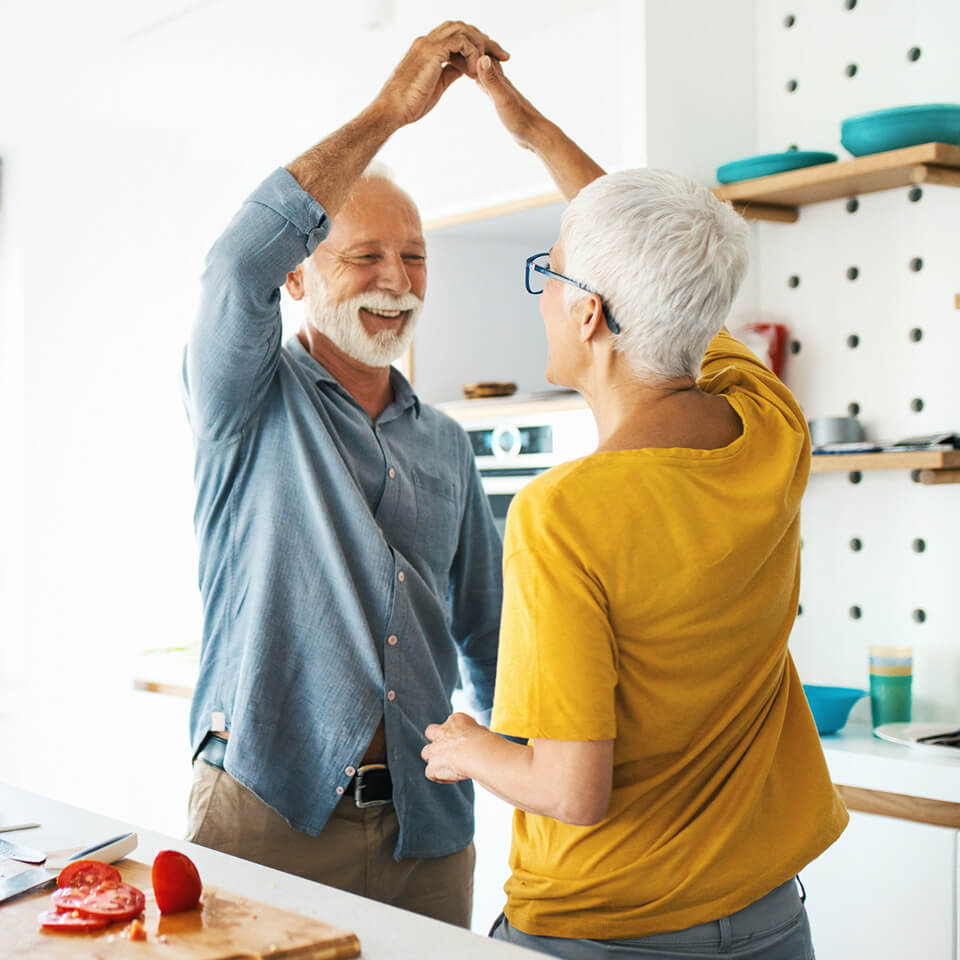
[[742, 322, 788, 378]]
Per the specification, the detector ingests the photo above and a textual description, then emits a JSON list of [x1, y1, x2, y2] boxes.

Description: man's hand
[[422, 712, 485, 783], [376, 22, 509, 129]]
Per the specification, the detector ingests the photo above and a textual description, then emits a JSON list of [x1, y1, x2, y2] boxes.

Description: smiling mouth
[[361, 308, 408, 322]]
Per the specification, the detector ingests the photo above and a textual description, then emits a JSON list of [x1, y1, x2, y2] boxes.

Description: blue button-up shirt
[[182, 168, 502, 859]]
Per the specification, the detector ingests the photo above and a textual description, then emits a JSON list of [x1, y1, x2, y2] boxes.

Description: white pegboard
[[738, 0, 960, 720]]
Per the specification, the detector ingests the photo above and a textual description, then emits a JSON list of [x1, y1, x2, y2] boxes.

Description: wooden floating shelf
[[424, 190, 563, 232], [811, 448, 960, 483], [713, 142, 960, 222]]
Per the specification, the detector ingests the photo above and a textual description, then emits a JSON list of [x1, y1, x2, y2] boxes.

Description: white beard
[[301, 258, 423, 367]]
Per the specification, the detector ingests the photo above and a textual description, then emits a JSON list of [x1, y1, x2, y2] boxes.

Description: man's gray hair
[[561, 169, 749, 381]]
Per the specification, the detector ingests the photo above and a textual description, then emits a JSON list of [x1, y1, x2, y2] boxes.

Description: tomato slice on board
[[52, 882, 145, 920], [56, 859, 122, 889], [152, 850, 202, 914], [38, 908, 111, 931]]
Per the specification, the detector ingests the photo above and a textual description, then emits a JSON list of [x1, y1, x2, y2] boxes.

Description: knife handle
[[70, 832, 138, 863]]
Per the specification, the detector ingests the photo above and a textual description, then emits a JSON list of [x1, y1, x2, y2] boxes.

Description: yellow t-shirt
[[491, 331, 848, 940]]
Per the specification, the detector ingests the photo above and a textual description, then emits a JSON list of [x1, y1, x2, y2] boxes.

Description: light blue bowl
[[841, 104, 960, 157], [716, 150, 838, 184], [802, 684, 868, 735]]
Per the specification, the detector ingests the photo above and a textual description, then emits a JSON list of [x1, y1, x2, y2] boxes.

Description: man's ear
[[286, 264, 306, 301], [575, 293, 606, 343]]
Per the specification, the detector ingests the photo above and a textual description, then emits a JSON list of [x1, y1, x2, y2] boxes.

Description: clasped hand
[[376, 20, 543, 149]]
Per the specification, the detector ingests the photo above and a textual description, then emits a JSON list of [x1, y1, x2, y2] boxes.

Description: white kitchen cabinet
[[801, 809, 958, 960]]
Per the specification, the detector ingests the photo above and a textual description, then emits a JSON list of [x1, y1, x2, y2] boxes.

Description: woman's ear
[[285, 264, 306, 301], [575, 293, 606, 343]]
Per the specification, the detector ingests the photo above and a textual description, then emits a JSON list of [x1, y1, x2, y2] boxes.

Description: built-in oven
[[445, 400, 599, 537]]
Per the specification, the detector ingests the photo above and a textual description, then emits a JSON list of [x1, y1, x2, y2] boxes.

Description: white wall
[[742, 0, 960, 721]]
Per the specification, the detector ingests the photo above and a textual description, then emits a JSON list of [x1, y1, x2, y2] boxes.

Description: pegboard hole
[[846, 266, 859, 281], [909, 257, 924, 272], [845, 63, 858, 78], [912, 609, 926, 624], [907, 46, 921, 62], [790, 340, 802, 354], [909, 327, 923, 342], [910, 397, 924, 412], [787, 275, 800, 288], [847, 401, 860, 416], [849, 537, 862, 552], [797, 603, 803, 616], [848, 471, 862, 484], [910, 469, 922, 483], [846, 333, 860, 349], [908, 186, 923, 202], [784, 14, 796, 27], [844, 0, 857, 9], [786, 78, 798, 93], [787, 144, 798, 151], [912, 538, 926, 553], [849, 605, 862, 620], [845, 197, 859, 213]]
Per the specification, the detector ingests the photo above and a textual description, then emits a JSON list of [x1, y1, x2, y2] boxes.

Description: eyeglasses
[[524, 252, 621, 334]]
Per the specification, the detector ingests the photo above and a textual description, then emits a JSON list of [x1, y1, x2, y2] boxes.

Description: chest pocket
[[413, 469, 461, 578]]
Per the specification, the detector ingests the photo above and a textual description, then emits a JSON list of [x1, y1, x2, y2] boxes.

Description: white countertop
[[0, 783, 533, 959], [820, 723, 960, 803]]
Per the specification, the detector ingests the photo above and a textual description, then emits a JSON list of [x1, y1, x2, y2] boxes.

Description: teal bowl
[[716, 150, 838, 184], [802, 684, 868, 735], [841, 104, 960, 157]]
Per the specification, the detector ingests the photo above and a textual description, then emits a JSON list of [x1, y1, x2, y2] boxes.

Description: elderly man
[[181, 23, 507, 927]]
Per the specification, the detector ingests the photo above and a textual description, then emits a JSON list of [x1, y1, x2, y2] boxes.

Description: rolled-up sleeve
[[184, 168, 330, 441]]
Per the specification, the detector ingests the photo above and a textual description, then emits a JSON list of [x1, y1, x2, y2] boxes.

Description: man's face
[[301, 177, 427, 367]]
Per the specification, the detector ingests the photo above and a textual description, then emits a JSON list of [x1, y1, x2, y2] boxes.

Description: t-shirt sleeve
[[490, 482, 618, 742], [699, 330, 808, 435]]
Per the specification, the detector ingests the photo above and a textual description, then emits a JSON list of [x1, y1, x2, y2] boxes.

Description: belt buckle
[[354, 763, 391, 808]]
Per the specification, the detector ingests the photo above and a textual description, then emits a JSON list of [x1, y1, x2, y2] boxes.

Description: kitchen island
[[0, 782, 533, 958]]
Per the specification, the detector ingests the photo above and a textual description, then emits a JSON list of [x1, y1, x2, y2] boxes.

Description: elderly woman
[[421, 57, 847, 960]]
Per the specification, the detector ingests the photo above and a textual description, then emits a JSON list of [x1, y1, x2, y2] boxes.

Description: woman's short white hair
[[560, 168, 749, 380]]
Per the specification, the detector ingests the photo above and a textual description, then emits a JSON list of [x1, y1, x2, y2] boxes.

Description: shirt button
[[387, 635, 398, 646], [386, 690, 396, 702], [397, 571, 405, 583], [388, 467, 396, 479], [335, 786, 345, 796], [345, 765, 356, 776]]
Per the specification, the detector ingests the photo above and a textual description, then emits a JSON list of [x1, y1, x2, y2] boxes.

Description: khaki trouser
[[186, 759, 475, 928]]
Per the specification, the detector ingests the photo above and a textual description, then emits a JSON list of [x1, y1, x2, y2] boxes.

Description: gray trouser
[[490, 877, 814, 960]]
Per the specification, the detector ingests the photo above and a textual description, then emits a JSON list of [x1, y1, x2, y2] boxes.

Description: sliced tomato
[[56, 859, 122, 889], [52, 882, 145, 920], [152, 849, 202, 914], [38, 908, 110, 931]]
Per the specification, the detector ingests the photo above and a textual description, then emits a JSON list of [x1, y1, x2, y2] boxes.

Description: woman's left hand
[[422, 712, 484, 783]]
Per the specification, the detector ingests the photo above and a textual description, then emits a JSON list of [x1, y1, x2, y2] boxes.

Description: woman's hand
[[475, 55, 545, 152], [422, 712, 485, 783]]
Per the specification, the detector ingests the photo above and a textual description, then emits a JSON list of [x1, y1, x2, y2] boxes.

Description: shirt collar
[[286, 335, 421, 419]]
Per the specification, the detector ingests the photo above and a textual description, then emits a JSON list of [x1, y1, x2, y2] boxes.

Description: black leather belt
[[345, 764, 393, 807]]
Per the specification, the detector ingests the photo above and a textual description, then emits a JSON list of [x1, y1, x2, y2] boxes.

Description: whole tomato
[[151, 850, 202, 914]]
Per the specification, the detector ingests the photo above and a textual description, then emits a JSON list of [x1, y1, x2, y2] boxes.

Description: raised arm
[[288, 22, 510, 217], [475, 55, 605, 201], [185, 23, 508, 441]]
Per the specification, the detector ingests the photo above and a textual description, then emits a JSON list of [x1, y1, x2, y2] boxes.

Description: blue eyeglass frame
[[524, 252, 621, 334]]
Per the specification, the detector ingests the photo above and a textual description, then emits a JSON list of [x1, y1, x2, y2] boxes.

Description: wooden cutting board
[[0, 859, 361, 959]]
